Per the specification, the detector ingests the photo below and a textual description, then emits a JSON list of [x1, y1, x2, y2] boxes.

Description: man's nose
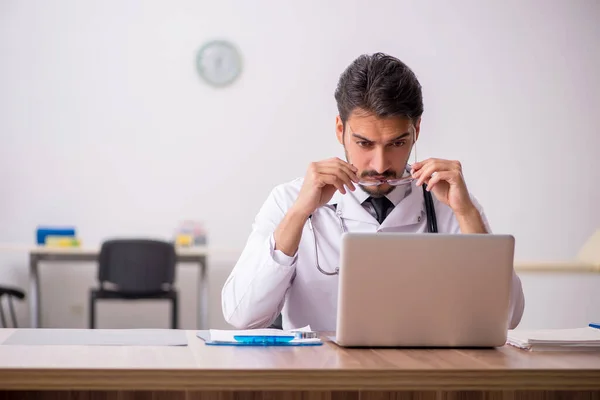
[[370, 147, 390, 174]]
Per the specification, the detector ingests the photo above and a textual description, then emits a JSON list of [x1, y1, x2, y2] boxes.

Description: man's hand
[[411, 159, 473, 215], [274, 158, 359, 257], [292, 157, 359, 218], [411, 159, 487, 233]]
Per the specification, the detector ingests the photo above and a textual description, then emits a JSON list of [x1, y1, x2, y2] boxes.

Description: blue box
[[36, 226, 76, 245]]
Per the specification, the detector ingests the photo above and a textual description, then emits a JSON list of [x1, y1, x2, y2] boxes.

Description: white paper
[[293, 325, 313, 332], [2, 329, 188, 346], [507, 327, 600, 351]]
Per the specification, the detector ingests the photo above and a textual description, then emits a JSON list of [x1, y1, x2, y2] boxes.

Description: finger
[[318, 166, 356, 191], [335, 158, 359, 173], [311, 160, 356, 189], [414, 159, 460, 185], [411, 159, 434, 176], [410, 159, 426, 171], [415, 163, 441, 187], [332, 159, 360, 182], [425, 171, 453, 191], [410, 158, 436, 172], [319, 161, 359, 184], [326, 157, 358, 173], [320, 174, 348, 194], [410, 162, 422, 175], [413, 159, 460, 174]]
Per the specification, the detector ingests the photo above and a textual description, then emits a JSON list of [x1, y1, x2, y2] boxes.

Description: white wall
[[0, 0, 599, 330]]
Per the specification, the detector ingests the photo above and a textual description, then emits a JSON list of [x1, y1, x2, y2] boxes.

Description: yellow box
[[45, 236, 81, 247]]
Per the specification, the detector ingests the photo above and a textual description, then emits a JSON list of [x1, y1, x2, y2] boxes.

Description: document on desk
[[2, 329, 188, 346], [197, 326, 322, 346], [507, 327, 600, 351]]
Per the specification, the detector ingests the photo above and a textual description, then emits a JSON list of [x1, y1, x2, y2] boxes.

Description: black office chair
[[0, 286, 25, 328], [89, 239, 178, 329]]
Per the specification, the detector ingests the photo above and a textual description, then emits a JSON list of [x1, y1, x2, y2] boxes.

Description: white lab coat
[[222, 177, 525, 331]]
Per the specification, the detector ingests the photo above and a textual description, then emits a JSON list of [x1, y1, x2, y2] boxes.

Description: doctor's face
[[335, 110, 420, 197]]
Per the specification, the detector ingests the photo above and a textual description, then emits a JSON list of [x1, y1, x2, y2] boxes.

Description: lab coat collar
[[380, 183, 425, 229], [327, 182, 425, 228]]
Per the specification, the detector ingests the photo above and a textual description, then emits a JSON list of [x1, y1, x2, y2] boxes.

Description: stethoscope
[[307, 166, 438, 276]]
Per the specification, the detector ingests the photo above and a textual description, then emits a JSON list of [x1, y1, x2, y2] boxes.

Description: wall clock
[[196, 40, 242, 87]]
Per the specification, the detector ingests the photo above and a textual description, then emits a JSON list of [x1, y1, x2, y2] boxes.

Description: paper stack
[[507, 327, 600, 351]]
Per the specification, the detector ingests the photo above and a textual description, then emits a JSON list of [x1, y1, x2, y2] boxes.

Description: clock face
[[196, 40, 242, 87]]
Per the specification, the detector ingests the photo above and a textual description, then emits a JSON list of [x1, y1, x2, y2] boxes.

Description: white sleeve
[[507, 269, 525, 329], [269, 234, 298, 266], [221, 187, 298, 329]]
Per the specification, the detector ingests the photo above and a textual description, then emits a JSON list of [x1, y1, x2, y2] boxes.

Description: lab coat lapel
[[328, 190, 378, 226], [380, 183, 426, 229]]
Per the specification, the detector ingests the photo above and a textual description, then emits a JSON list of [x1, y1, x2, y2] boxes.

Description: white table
[[1, 244, 213, 329]]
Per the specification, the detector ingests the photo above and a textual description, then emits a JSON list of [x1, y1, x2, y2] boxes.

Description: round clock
[[196, 40, 242, 87]]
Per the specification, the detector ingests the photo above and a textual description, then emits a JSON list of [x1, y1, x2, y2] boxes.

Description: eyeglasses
[[357, 176, 415, 187]]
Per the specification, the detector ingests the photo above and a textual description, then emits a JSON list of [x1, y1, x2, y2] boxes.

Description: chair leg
[[8, 296, 18, 328], [171, 292, 178, 329], [0, 297, 6, 328], [89, 293, 96, 329]]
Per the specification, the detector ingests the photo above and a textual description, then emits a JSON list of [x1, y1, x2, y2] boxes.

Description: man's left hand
[[410, 158, 475, 217]]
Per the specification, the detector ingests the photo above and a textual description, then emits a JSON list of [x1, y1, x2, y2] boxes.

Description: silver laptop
[[333, 233, 514, 348]]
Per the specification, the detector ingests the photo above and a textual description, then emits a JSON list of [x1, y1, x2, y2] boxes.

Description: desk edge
[[1, 368, 600, 391]]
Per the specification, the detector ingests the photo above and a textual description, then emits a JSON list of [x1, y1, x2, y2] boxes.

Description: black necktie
[[369, 196, 394, 224]]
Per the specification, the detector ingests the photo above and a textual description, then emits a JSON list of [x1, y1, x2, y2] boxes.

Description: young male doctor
[[222, 53, 525, 331]]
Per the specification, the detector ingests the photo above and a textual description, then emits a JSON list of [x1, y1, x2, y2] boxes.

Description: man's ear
[[413, 118, 421, 142], [335, 115, 344, 145]]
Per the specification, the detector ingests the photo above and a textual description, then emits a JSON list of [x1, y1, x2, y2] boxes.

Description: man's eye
[[357, 141, 372, 148], [391, 141, 406, 147]]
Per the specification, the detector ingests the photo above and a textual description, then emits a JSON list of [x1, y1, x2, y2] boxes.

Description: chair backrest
[[98, 239, 176, 294]]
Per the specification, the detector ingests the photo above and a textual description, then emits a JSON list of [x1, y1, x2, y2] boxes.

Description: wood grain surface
[[0, 330, 599, 392]]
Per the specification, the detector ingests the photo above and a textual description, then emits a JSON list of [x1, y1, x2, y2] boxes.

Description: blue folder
[[195, 330, 323, 346], [36, 226, 76, 245]]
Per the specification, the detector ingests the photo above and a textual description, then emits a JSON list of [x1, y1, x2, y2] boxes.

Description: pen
[[589, 323, 600, 329]]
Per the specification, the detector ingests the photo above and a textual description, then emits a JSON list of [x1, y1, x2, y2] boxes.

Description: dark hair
[[334, 53, 423, 125]]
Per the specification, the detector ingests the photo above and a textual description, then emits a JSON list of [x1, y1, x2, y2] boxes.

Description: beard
[[344, 148, 399, 198], [359, 171, 397, 198]]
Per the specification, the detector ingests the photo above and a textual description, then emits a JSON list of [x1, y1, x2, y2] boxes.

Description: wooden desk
[[0, 330, 599, 399]]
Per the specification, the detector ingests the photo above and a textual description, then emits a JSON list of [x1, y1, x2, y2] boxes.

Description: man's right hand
[[292, 157, 359, 217], [274, 158, 359, 257]]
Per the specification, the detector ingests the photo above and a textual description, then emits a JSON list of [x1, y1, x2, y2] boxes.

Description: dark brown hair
[[334, 53, 424, 124]]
